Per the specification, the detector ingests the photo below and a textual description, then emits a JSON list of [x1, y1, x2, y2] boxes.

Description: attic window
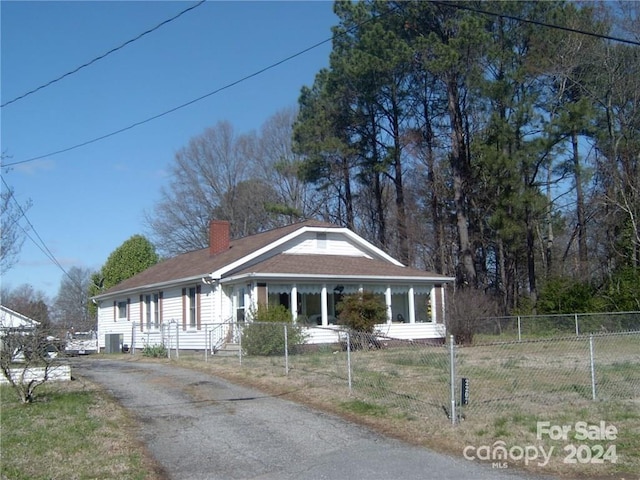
[[316, 232, 327, 249]]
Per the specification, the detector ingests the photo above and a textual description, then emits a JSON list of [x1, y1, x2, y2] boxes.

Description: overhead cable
[[0, 175, 80, 292], [5, 2, 634, 169], [1, 0, 207, 108], [430, 1, 640, 47]]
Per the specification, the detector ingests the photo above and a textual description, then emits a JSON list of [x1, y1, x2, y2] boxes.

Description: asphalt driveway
[[73, 358, 554, 480]]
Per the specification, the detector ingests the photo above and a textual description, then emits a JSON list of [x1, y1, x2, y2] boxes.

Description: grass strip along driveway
[[0, 378, 166, 480]]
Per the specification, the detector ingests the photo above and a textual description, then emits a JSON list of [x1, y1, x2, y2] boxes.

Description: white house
[[94, 220, 454, 352], [0, 305, 41, 361], [0, 305, 40, 333]]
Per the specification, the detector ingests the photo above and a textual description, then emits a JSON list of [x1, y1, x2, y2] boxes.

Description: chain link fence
[[453, 332, 640, 422], [128, 316, 639, 427], [472, 311, 640, 341], [156, 323, 638, 426]]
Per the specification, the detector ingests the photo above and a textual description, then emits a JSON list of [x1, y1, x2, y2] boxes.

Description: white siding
[[0, 365, 71, 384], [284, 231, 369, 257], [161, 288, 183, 325], [97, 301, 135, 350], [376, 322, 446, 340], [0, 306, 39, 330], [303, 323, 446, 345]]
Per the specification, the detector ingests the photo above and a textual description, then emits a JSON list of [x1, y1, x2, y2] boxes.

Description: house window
[[181, 287, 200, 330], [316, 232, 327, 249], [143, 293, 161, 329], [153, 293, 160, 328], [118, 301, 127, 319], [236, 287, 246, 322], [189, 287, 197, 328], [145, 295, 151, 329], [415, 292, 432, 322]]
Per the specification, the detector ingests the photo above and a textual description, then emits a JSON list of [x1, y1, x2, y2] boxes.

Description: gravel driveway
[[74, 358, 553, 480]]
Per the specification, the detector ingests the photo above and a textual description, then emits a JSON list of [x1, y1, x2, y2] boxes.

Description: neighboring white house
[[94, 220, 455, 352], [0, 305, 41, 360], [0, 305, 40, 333]]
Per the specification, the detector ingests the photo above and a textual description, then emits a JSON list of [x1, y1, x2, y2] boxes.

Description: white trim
[[220, 272, 454, 284], [408, 287, 416, 324], [291, 285, 298, 320], [93, 275, 207, 301], [321, 284, 328, 327], [0, 305, 41, 328], [209, 226, 407, 280], [385, 287, 392, 324]]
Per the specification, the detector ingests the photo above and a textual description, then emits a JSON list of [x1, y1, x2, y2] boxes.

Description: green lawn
[[0, 380, 163, 480]]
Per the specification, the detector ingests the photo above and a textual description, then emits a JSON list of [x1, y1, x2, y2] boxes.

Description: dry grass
[[169, 334, 639, 479], [4, 333, 635, 479]]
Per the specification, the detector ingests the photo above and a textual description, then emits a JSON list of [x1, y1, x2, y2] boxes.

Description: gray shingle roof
[[98, 220, 338, 296], [229, 253, 449, 280], [97, 220, 451, 298]]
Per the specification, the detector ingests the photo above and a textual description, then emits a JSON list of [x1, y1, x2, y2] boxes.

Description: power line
[[4, 2, 633, 170], [1, 0, 207, 108], [1, 176, 81, 293], [430, 1, 640, 47], [1, 3, 399, 170], [1, 35, 335, 169]]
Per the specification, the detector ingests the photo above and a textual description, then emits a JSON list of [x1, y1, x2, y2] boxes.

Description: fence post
[[175, 321, 180, 359], [205, 325, 209, 362], [575, 313, 580, 337], [589, 334, 597, 400], [166, 324, 171, 360], [346, 331, 352, 394], [284, 324, 289, 375], [450, 334, 456, 426], [238, 323, 243, 365], [517, 316, 522, 342]]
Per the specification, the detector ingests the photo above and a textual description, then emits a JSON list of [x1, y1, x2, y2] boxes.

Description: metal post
[[346, 331, 352, 394], [167, 324, 171, 360], [239, 323, 243, 365], [575, 313, 580, 337], [131, 323, 136, 355], [175, 321, 180, 359], [589, 334, 597, 400], [205, 325, 209, 362], [517, 316, 522, 342], [450, 334, 456, 425], [284, 324, 289, 375]]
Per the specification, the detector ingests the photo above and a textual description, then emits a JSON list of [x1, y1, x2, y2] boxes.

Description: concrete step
[[214, 343, 240, 356]]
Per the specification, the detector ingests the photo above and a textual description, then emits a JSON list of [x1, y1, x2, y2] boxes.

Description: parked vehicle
[[65, 330, 98, 355]]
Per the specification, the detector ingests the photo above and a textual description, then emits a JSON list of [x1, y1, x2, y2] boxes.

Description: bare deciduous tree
[[0, 309, 61, 404], [1, 181, 31, 274], [52, 266, 94, 331]]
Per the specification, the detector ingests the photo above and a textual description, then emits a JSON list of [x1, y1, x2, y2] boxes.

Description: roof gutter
[[220, 272, 455, 284], [92, 274, 215, 301]]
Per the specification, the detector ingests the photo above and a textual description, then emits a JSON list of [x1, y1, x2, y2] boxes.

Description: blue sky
[[1, 0, 336, 300]]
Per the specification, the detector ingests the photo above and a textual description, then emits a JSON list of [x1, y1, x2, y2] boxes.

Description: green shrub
[[336, 291, 387, 333], [241, 304, 307, 356], [142, 344, 167, 358]]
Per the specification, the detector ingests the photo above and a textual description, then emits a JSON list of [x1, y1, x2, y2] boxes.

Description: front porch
[[231, 282, 448, 329]]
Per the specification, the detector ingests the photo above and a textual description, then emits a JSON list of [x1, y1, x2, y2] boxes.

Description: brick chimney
[[209, 220, 230, 255]]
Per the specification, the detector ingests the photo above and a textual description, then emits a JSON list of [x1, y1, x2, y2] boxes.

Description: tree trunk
[[391, 89, 410, 265], [446, 74, 476, 287], [572, 129, 588, 275]]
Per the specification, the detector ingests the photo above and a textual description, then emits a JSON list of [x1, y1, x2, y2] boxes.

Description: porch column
[[385, 286, 392, 324], [321, 284, 328, 326], [291, 285, 298, 322], [408, 286, 416, 324]]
